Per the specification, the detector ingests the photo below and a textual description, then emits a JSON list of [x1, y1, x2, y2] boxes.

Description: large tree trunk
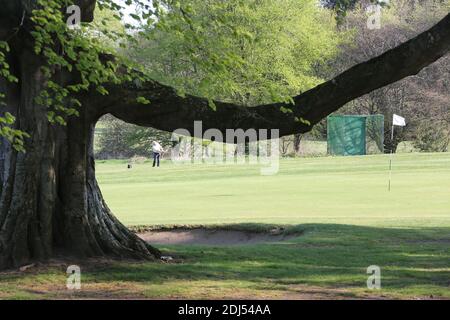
[[0, 45, 160, 270]]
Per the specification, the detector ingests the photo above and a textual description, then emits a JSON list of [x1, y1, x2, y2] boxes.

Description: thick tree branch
[[102, 12, 450, 138]]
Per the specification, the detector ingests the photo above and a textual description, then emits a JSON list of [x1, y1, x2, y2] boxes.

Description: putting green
[[96, 152, 450, 228]]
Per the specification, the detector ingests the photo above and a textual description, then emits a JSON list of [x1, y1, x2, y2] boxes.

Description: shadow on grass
[[84, 223, 450, 297]]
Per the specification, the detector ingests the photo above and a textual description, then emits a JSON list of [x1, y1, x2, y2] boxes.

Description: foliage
[[95, 0, 345, 159], [0, 41, 29, 152], [334, 0, 450, 152], [96, 115, 172, 159], [322, 0, 390, 22], [106, 0, 345, 157], [0, 0, 444, 154], [29, 0, 128, 126], [0, 0, 161, 149], [129, 0, 345, 106], [0, 0, 375, 150], [413, 120, 449, 152]]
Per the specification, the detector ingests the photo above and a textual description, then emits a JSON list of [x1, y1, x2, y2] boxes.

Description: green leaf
[[136, 96, 151, 105]]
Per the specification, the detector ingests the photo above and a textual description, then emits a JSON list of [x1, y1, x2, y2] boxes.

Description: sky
[[116, 0, 155, 25]]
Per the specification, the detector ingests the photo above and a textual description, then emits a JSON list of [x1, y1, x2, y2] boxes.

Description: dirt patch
[[138, 228, 298, 246]]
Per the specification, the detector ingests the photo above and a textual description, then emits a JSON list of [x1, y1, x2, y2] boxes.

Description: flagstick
[[388, 124, 394, 192]]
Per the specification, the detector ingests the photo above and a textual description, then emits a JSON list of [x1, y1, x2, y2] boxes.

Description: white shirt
[[152, 142, 163, 153]]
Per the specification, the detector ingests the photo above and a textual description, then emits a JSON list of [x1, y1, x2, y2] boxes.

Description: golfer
[[152, 141, 164, 167]]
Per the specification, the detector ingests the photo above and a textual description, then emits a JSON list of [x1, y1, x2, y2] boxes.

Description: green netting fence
[[327, 115, 384, 156]]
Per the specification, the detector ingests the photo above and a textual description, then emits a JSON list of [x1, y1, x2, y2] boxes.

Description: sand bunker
[[138, 228, 297, 246]]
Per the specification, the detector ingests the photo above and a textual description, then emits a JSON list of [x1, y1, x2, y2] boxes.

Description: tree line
[[96, 0, 450, 159]]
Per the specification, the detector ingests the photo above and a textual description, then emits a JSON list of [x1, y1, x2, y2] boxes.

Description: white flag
[[393, 114, 406, 127]]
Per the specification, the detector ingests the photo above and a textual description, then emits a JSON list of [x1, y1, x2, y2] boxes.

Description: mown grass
[[98, 152, 450, 228], [0, 152, 449, 299]]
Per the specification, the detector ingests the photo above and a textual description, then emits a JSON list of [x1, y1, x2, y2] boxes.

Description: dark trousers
[[153, 152, 161, 167]]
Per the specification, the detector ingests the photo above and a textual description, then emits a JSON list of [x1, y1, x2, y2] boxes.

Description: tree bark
[[294, 134, 302, 155]]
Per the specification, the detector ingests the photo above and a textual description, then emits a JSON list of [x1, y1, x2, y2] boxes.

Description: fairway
[[97, 153, 450, 228]]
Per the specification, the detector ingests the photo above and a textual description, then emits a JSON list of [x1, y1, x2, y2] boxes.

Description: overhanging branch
[[100, 12, 450, 138]]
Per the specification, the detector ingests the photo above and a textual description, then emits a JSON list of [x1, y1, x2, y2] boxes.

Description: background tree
[[96, 115, 172, 159], [130, 0, 344, 106], [333, 0, 450, 152], [413, 120, 450, 152], [98, 0, 345, 158]]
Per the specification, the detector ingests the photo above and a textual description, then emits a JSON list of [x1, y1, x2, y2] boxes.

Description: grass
[[98, 152, 450, 228], [1, 152, 449, 299]]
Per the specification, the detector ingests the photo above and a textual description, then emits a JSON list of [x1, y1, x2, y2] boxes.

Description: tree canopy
[[0, 0, 418, 146], [130, 0, 344, 106]]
